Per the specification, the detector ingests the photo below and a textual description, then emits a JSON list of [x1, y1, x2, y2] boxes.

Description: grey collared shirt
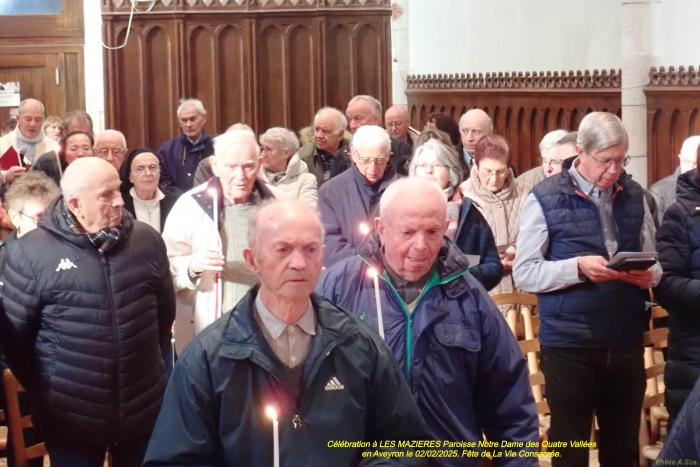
[[513, 159, 662, 293], [254, 294, 316, 369]]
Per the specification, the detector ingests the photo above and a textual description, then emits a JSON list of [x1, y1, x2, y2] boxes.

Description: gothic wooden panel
[[258, 25, 287, 130], [217, 24, 249, 129], [144, 26, 175, 150], [644, 66, 700, 183], [288, 25, 315, 132], [355, 24, 381, 98], [325, 24, 353, 112], [406, 70, 622, 175], [102, 2, 392, 147]]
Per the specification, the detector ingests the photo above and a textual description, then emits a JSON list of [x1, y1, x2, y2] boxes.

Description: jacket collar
[[675, 168, 700, 215], [218, 286, 356, 362], [191, 176, 275, 221]]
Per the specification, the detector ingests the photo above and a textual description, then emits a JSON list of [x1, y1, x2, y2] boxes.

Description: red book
[[0, 146, 22, 170]]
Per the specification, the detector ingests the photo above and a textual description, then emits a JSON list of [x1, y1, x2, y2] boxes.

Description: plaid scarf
[[62, 202, 131, 255]]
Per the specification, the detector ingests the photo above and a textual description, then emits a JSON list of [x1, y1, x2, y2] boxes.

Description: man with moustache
[[0, 157, 175, 466]]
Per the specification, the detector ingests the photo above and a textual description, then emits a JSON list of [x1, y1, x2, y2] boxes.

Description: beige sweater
[[460, 167, 531, 295]]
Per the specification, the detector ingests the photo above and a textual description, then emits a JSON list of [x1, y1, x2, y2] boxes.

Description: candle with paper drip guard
[[367, 267, 385, 339], [265, 406, 280, 467], [207, 187, 221, 319]]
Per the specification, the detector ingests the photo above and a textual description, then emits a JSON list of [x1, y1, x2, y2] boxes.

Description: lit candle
[[265, 406, 279, 467], [367, 267, 384, 339], [358, 222, 370, 236]]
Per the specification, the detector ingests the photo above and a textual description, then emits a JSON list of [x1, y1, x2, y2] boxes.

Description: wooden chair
[[638, 305, 670, 467], [491, 292, 539, 339], [2, 369, 47, 467]]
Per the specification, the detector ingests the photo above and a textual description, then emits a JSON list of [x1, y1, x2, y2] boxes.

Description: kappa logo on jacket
[[55, 258, 78, 272], [324, 376, 345, 391]]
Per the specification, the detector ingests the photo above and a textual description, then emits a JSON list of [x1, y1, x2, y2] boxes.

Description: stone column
[[621, 0, 658, 187], [390, 0, 409, 105]]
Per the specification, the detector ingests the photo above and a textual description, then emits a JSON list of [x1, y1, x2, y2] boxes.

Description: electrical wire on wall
[[101, 0, 156, 50]]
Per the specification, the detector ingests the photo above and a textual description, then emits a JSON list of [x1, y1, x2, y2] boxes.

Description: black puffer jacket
[[655, 169, 700, 420], [0, 196, 175, 444]]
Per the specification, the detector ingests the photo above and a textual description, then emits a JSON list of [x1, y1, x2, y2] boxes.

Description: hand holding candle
[[367, 267, 385, 339], [265, 405, 280, 467]]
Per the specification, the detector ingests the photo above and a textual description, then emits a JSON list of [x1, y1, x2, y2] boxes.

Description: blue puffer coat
[[655, 169, 700, 420], [655, 377, 700, 464], [0, 197, 175, 444], [317, 238, 539, 466]]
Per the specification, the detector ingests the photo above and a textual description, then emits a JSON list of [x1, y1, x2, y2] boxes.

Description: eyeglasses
[[19, 210, 43, 224], [95, 147, 126, 158], [587, 154, 631, 169], [134, 164, 160, 174], [542, 158, 567, 167], [386, 121, 405, 128], [415, 162, 447, 172], [478, 167, 509, 178], [355, 150, 390, 166]]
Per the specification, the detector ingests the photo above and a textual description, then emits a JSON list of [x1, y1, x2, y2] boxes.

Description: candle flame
[[358, 223, 370, 235], [207, 188, 217, 199], [265, 405, 278, 421], [367, 267, 379, 279]]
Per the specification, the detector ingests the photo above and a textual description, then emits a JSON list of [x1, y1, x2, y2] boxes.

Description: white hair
[[409, 139, 462, 188], [313, 107, 347, 133], [214, 128, 260, 158], [351, 125, 391, 154], [260, 127, 300, 153], [177, 98, 206, 118], [577, 112, 628, 153], [379, 177, 446, 220], [348, 95, 382, 118], [538, 129, 571, 155]]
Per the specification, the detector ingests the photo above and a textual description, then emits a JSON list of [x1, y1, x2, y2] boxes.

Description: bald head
[[459, 109, 493, 154], [379, 177, 447, 222], [679, 135, 700, 174], [244, 199, 325, 314], [61, 157, 117, 198], [385, 105, 410, 141], [248, 200, 324, 251]]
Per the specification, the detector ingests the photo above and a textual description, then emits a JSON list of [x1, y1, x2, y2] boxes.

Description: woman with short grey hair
[[409, 139, 503, 290], [259, 127, 318, 208]]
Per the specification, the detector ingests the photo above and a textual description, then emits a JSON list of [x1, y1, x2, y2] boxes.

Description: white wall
[[650, 0, 700, 67], [407, 0, 621, 75]]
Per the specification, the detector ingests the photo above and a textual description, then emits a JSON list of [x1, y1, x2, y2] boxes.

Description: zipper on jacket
[[293, 333, 349, 430], [100, 255, 121, 441]]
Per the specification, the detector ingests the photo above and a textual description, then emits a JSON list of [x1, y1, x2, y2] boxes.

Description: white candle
[[358, 222, 370, 236], [265, 406, 279, 467], [367, 267, 384, 339]]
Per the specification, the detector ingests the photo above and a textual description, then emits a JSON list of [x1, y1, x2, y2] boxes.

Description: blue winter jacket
[[454, 198, 504, 291], [317, 238, 539, 466], [655, 169, 700, 420], [318, 163, 396, 267], [144, 287, 431, 466], [157, 131, 214, 195], [654, 377, 700, 465]]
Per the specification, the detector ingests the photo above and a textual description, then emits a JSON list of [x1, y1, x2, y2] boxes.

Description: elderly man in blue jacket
[[319, 124, 398, 267], [144, 199, 430, 466], [318, 177, 539, 466]]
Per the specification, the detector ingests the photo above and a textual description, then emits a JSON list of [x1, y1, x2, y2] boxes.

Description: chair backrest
[[517, 338, 548, 414], [492, 292, 539, 338], [2, 369, 47, 467]]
